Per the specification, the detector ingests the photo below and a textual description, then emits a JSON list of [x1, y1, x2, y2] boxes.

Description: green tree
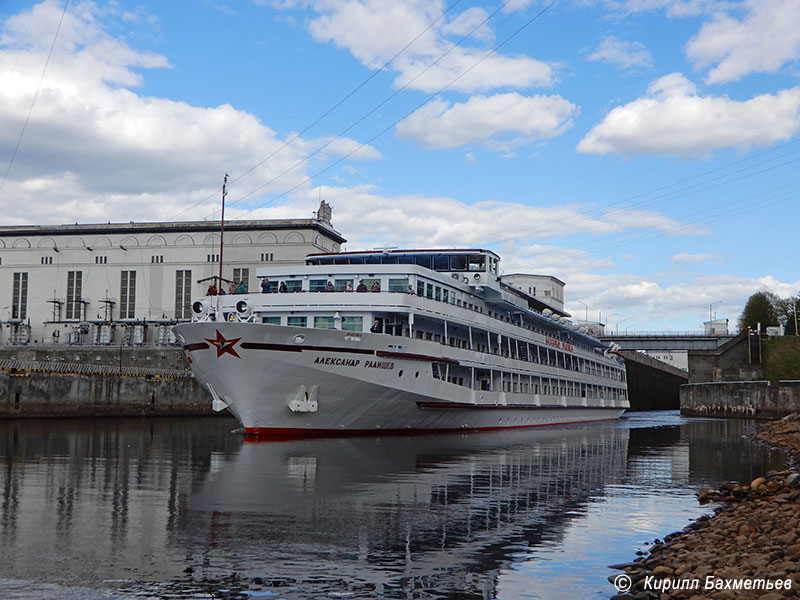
[[738, 290, 780, 331]]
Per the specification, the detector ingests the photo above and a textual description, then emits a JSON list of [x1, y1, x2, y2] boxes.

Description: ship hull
[[174, 322, 627, 436]]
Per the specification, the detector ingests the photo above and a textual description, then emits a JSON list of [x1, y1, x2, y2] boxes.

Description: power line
[[0, 0, 70, 196], [227, 0, 562, 219], [166, 0, 466, 221]]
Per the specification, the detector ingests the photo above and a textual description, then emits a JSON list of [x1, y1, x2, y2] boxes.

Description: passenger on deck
[[356, 280, 367, 292], [371, 281, 380, 292], [407, 285, 415, 294], [345, 281, 353, 292], [279, 281, 288, 293], [237, 281, 247, 294], [370, 319, 381, 333], [228, 281, 237, 295], [260, 278, 270, 293], [207, 284, 218, 295], [326, 281, 334, 291]]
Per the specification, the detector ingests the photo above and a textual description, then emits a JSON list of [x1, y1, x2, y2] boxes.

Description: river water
[[0, 412, 786, 600]]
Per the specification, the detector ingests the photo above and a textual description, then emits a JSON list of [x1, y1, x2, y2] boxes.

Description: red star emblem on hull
[[204, 330, 242, 358]]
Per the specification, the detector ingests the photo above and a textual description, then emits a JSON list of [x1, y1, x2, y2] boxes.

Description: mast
[[218, 174, 228, 291]]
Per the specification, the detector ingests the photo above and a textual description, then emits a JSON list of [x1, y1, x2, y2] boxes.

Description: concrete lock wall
[[619, 350, 688, 411], [1, 369, 212, 417], [0, 345, 214, 418], [680, 381, 800, 418]]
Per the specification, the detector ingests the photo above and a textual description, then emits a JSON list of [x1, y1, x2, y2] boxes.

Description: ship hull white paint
[[175, 322, 626, 436]]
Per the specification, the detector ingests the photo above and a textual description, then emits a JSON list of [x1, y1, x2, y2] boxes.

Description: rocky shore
[[609, 415, 800, 600]]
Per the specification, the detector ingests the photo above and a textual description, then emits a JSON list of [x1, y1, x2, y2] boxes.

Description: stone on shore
[[609, 415, 800, 599]]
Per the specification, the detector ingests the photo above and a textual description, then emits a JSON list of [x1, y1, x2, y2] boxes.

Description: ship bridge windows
[[413, 255, 432, 269], [262, 316, 281, 325], [467, 255, 485, 271], [287, 316, 307, 327], [309, 279, 329, 292], [433, 255, 449, 270]]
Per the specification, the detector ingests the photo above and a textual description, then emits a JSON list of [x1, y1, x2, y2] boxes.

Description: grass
[[763, 336, 800, 385]]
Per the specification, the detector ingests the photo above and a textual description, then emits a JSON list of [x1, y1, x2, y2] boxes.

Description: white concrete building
[[499, 273, 566, 314], [0, 204, 345, 346]]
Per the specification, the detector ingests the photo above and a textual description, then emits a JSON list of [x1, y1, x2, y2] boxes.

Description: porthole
[[398, 370, 404, 377], [415, 371, 419, 378]]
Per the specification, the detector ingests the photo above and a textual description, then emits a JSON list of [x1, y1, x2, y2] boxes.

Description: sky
[[1, 0, 799, 332]]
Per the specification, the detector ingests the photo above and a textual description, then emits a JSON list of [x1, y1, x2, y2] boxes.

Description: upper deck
[[306, 248, 500, 288]]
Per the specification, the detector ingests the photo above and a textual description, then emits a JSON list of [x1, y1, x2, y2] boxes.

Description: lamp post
[[615, 318, 627, 334], [578, 300, 588, 324]]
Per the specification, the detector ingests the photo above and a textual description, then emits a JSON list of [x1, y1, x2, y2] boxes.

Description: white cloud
[[587, 35, 653, 69], [577, 73, 800, 156], [602, 0, 734, 18], [687, 0, 800, 84], [247, 184, 706, 252], [292, 0, 554, 94], [0, 1, 379, 224], [440, 7, 493, 42], [396, 93, 578, 150], [670, 252, 717, 263]]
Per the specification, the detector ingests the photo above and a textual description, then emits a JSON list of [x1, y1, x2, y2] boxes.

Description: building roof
[[0, 219, 347, 244], [500, 273, 566, 286]]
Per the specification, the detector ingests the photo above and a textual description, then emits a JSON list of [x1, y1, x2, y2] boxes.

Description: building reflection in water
[[0, 414, 784, 599]]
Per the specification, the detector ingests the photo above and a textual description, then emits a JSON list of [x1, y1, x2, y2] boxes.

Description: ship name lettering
[[314, 356, 361, 367], [545, 337, 573, 352], [365, 360, 395, 370]]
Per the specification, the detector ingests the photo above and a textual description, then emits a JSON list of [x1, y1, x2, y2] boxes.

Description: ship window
[[342, 316, 362, 332], [388, 278, 409, 292], [334, 279, 353, 291], [346, 257, 364, 264], [398, 255, 414, 264], [417, 280, 425, 296], [468, 255, 485, 271], [261, 316, 281, 325], [380, 256, 397, 264], [364, 255, 380, 264], [362, 278, 380, 291], [425, 283, 433, 299], [434, 286, 441, 301], [442, 289, 449, 303], [309, 279, 328, 292], [433, 255, 449, 270], [450, 255, 468, 271], [284, 280, 302, 292], [314, 316, 336, 329], [287, 316, 307, 327], [413, 254, 432, 269]]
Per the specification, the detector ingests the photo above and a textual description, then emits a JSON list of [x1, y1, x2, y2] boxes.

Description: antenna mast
[[218, 174, 228, 293]]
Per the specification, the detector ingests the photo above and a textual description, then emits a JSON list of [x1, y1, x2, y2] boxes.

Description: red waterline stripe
[[242, 417, 621, 440], [416, 401, 615, 410]]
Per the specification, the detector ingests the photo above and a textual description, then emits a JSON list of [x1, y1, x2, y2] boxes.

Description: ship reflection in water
[[0, 414, 786, 600]]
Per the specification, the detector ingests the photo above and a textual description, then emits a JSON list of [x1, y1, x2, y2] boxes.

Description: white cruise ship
[[173, 248, 628, 435]]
